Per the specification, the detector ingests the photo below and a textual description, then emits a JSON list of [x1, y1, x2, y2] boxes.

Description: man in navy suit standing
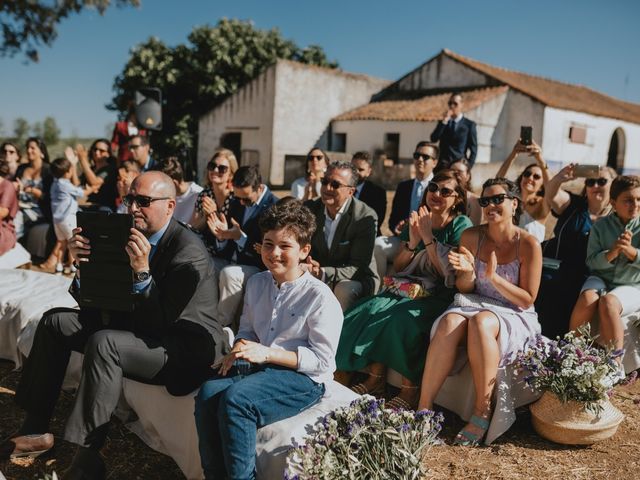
[[430, 93, 477, 168]]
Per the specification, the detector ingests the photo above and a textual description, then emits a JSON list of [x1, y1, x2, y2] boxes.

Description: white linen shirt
[[235, 270, 344, 384]]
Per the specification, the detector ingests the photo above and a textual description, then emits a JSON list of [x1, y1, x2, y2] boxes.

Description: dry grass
[[1, 358, 638, 479]]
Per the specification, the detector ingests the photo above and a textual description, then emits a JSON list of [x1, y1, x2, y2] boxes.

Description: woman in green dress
[[335, 169, 473, 409]]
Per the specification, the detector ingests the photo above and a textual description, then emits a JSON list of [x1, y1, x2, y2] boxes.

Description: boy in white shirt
[[194, 200, 343, 480]]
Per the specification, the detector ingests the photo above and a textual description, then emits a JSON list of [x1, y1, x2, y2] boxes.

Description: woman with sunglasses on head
[[418, 177, 542, 445], [496, 139, 550, 242], [535, 164, 617, 339], [335, 170, 472, 410], [190, 149, 239, 232], [291, 148, 328, 201], [449, 158, 482, 225]]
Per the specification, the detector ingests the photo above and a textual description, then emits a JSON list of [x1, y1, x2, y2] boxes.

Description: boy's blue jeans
[[194, 360, 325, 480]]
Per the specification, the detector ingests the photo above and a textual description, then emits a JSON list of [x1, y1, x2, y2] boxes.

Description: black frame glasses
[[320, 178, 352, 189], [427, 182, 457, 198], [522, 170, 542, 181], [478, 193, 515, 208], [123, 194, 171, 208], [585, 177, 608, 187], [308, 154, 324, 161], [413, 152, 434, 162], [207, 163, 229, 174]]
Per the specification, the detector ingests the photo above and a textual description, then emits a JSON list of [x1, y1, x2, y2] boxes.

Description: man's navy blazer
[[430, 117, 478, 168], [388, 179, 414, 234]]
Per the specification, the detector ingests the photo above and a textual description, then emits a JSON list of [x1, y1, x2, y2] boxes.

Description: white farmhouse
[[333, 49, 640, 178], [197, 59, 389, 186]]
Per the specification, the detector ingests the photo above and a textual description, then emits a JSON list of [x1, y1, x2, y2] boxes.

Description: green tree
[[108, 18, 338, 158], [1, 0, 139, 62], [13, 117, 30, 142], [32, 121, 43, 139], [43, 116, 61, 145]]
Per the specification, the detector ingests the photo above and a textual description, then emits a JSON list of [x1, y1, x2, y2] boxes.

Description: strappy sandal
[[453, 414, 490, 447], [350, 373, 385, 396], [386, 385, 420, 411]]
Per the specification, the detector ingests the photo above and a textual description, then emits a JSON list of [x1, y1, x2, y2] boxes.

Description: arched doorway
[[607, 127, 626, 173]]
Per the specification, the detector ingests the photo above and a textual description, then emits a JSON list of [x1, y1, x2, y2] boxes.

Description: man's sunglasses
[[207, 163, 229, 174], [448, 101, 459, 107], [427, 182, 457, 198], [522, 170, 542, 181], [237, 196, 255, 206], [128, 144, 143, 151], [123, 194, 171, 208], [320, 178, 352, 189], [478, 193, 516, 208], [585, 177, 608, 187], [413, 152, 435, 162]]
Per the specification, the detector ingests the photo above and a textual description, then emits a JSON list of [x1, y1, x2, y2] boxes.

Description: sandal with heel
[[386, 385, 419, 411], [453, 414, 490, 446]]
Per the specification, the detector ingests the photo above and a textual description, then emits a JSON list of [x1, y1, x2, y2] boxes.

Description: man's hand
[[69, 227, 91, 263], [393, 219, 407, 236], [125, 227, 151, 273], [301, 255, 322, 279], [223, 218, 243, 241], [443, 108, 453, 123], [218, 339, 272, 376]]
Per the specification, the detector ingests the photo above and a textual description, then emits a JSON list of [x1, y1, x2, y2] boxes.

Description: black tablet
[[76, 211, 135, 312]]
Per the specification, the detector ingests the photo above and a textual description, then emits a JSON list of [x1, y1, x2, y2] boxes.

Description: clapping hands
[[449, 245, 475, 274], [612, 230, 637, 261], [207, 212, 243, 241]]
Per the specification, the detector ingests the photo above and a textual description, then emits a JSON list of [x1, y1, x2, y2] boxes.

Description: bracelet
[[404, 241, 419, 252]]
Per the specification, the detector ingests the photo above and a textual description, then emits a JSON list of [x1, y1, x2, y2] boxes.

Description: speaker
[[135, 88, 162, 131]]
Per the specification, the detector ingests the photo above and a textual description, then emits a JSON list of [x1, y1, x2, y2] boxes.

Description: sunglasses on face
[[207, 163, 229, 174], [478, 193, 515, 208], [128, 144, 143, 151], [522, 170, 542, 181], [308, 155, 324, 161], [448, 101, 459, 107], [123, 194, 171, 208], [585, 177, 608, 187], [427, 182, 457, 198], [93, 147, 109, 154], [320, 178, 351, 189], [237, 196, 255, 206], [413, 152, 434, 162], [3, 148, 17, 155]]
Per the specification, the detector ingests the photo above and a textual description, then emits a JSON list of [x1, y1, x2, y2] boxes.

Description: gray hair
[[326, 161, 359, 187]]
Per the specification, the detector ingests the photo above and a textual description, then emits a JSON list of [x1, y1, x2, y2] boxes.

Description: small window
[[569, 126, 587, 144], [332, 133, 347, 153], [384, 133, 400, 163]]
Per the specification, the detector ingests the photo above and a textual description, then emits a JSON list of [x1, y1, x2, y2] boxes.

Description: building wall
[[542, 107, 640, 173], [270, 61, 389, 185], [197, 65, 277, 182], [395, 54, 495, 91]]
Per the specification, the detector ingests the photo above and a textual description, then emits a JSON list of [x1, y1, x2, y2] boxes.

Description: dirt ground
[[1, 359, 638, 479]]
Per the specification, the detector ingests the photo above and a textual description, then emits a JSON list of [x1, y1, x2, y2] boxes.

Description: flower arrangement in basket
[[284, 395, 443, 480], [515, 325, 625, 444]]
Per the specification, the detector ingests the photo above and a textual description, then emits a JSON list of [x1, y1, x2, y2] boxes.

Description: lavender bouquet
[[515, 325, 624, 414], [284, 396, 443, 480]]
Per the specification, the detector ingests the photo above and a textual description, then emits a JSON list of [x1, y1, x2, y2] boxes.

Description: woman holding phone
[[496, 137, 550, 242], [536, 164, 617, 338]]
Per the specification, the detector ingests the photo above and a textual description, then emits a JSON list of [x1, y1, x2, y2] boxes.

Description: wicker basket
[[530, 391, 624, 445]]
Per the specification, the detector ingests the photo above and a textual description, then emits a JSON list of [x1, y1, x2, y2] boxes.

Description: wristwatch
[[133, 270, 151, 283]]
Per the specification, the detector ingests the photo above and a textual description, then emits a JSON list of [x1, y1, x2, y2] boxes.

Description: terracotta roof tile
[[443, 49, 640, 124], [334, 86, 507, 122]]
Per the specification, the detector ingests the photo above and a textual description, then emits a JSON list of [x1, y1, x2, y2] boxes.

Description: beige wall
[[395, 55, 493, 91]]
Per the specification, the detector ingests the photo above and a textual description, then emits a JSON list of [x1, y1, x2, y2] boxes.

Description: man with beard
[[351, 151, 386, 236], [5, 171, 228, 479]]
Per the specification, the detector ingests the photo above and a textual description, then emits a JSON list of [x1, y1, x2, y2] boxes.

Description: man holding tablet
[[6, 171, 228, 479]]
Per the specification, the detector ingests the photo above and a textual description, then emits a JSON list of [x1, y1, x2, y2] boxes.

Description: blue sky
[[2, 0, 639, 138]]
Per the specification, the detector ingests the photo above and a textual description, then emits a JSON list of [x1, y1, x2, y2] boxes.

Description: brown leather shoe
[[9, 433, 54, 459]]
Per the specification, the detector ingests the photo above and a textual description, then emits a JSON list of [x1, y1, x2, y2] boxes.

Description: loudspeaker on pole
[[135, 88, 162, 131]]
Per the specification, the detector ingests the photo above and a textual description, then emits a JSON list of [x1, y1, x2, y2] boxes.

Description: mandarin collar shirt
[[235, 270, 344, 384]]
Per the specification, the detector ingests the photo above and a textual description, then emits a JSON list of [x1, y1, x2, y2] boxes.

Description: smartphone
[[520, 126, 533, 146], [574, 164, 600, 178]]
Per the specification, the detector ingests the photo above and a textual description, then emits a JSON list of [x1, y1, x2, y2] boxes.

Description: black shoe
[[62, 448, 106, 480]]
